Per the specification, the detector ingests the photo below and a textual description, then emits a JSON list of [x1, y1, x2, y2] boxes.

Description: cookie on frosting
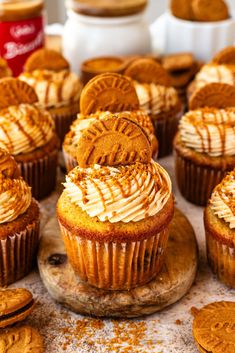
[[24, 48, 70, 72], [76, 116, 152, 168], [189, 82, 235, 110], [80, 73, 139, 115], [0, 288, 35, 328], [0, 78, 38, 110], [212, 46, 235, 65]]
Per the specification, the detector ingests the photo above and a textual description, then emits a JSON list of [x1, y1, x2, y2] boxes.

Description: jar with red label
[[0, 0, 45, 76]]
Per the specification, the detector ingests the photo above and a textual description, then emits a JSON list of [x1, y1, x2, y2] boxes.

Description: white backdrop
[[46, 0, 235, 24]]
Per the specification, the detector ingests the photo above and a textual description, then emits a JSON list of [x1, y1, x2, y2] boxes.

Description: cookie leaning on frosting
[[63, 73, 158, 172], [174, 83, 235, 206], [57, 76, 174, 290], [125, 58, 182, 158], [0, 148, 40, 286], [204, 170, 235, 288], [0, 77, 59, 199], [19, 49, 83, 146]]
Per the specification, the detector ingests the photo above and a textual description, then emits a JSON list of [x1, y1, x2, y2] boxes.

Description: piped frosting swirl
[[0, 104, 55, 155], [63, 160, 172, 223], [19, 69, 82, 108], [135, 82, 180, 116], [179, 108, 235, 157], [210, 170, 235, 229], [194, 64, 235, 90], [0, 149, 31, 224]]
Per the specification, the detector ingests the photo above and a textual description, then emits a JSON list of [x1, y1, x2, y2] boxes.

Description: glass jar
[[63, 0, 151, 74], [0, 0, 45, 76]]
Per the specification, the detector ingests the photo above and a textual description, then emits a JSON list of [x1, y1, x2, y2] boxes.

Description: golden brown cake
[[0, 78, 59, 199], [0, 148, 40, 286], [125, 58, 182, 158], [57, 116, 174, 290], [63, 110, 158, 172], [19, 49, 82, 146], [174, 107, 235, 206], [204, 171, 235, 288]]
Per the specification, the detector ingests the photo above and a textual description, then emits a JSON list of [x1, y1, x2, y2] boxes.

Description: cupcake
[[125, 58, 182, 158], [0, 148, 40, 286], [205, 170, 235, 288], [174, 105, 235, 206], [57, 114, 174, 290], [19, 49, 82, 146], [63, 110, 158, 172], [0, 77, 59, 199]]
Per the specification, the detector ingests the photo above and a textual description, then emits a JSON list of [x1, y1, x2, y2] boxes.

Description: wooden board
[[37, 208, 198, 318]]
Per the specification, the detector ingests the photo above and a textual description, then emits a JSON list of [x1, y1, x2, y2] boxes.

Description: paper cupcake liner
[[63, 150, 78, 172], [18, 148, 58, 200], [205, 230, 235, 288], [152, 111, 182, 158], [50, 111, 79, 148], [0, 217, 40, 287], [59, 222, 170, 290], [175, 153, 228, 206]]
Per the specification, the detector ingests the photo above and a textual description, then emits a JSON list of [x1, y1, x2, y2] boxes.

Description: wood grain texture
[[38, 208, 198, 318]]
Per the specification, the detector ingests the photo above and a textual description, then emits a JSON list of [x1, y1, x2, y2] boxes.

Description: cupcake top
[[178, 107, 235, 157], [135, 82, 180, 116], [193, 64, 235, 91], [19, 70, 82, 108], [210, 170, 235, 229], [0, 148, 31, 224], [63, 110, 156, 153], [64, 160, 172, 223], [0, 104, 55, 156]]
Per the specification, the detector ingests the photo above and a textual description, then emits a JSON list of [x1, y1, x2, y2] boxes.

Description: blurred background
[[45, 0, 235, 25]]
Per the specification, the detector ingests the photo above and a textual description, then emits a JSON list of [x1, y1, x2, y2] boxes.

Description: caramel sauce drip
[[69, 162, 165, 217]]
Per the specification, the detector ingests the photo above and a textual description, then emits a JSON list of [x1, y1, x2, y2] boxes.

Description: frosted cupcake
[[63, 110, 158, 172], [0, 78, 59, 199], [57, 115, 174, 290], [0, 148, 40, 286], [205, 170, 235, 288], [125, 58, 182, 157], [19, 49, 82, 145]]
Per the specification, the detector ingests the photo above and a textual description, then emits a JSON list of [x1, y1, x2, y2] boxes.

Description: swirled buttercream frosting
[[135, 82, 179, 115], [194, 64, 235, 90], [0, 104, 55, 155], [179, 108, 235, 157], [19, 69, 82, 107], [64, 110, 155, 151], [210, 170, 235, 229], [63, 160, 172, 223], [0, 149, 31, 224]]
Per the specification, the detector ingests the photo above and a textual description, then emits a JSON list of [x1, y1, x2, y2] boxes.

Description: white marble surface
[[11, 156, 235, 353]]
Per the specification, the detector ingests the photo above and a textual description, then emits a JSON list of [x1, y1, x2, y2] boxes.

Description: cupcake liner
[[59, 222, 170, 290], [175, 153, 228, 206], [0, 218, 40, 287], [18, 148, 58, 200], [205, 229, 235, 288], [50, 103, 80, 147], [63, 150, 78, 173], [152, 111, 182, 158]]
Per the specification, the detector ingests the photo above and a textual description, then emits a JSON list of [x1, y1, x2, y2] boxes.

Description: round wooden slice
[[38, 208, 198, 318]]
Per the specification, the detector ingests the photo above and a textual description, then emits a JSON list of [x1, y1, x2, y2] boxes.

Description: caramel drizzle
[[69, 163, 165, 219], [0, 105, 51, 153], [186, 109, 235, 155]]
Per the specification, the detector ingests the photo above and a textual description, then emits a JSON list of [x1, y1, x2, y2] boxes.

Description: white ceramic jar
[[62, 5, 151, 74]]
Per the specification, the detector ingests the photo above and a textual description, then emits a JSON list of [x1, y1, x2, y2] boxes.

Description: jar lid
[[66, 0, 148, 17]]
